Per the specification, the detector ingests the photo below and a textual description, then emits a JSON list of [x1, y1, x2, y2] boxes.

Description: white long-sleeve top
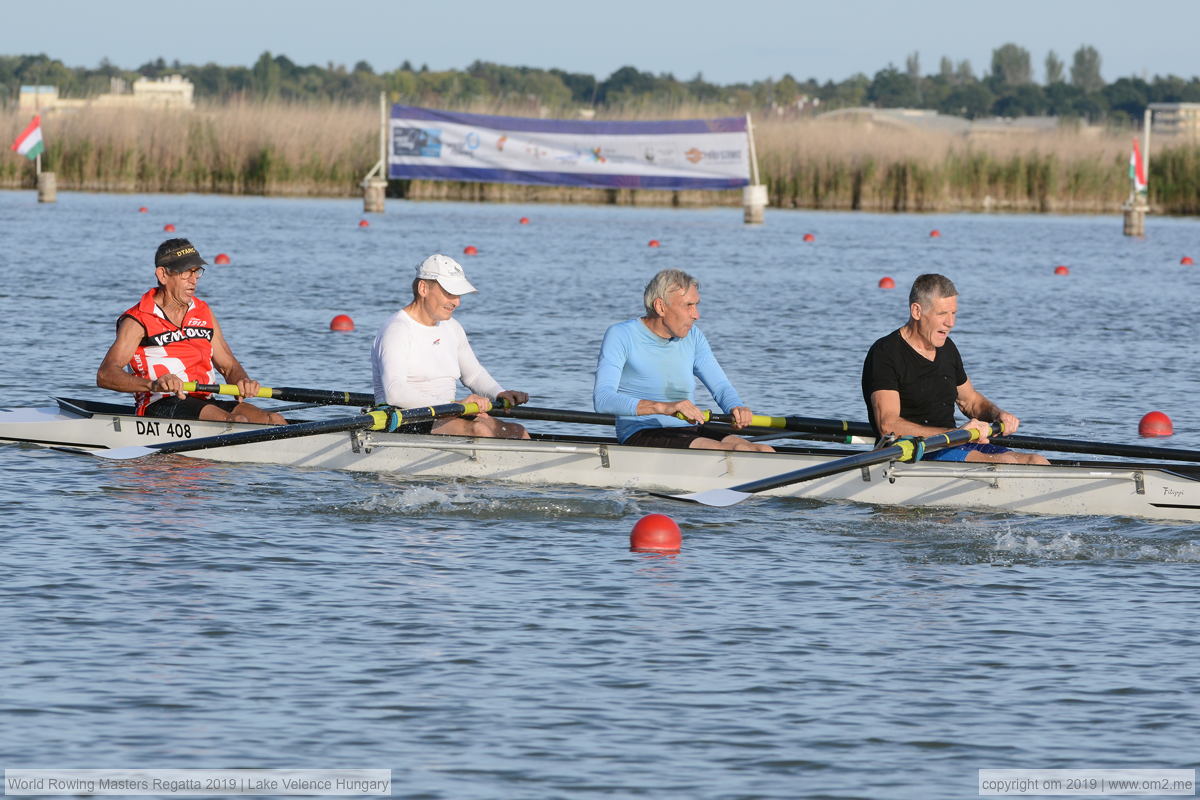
[[371, 309, 505, 407]]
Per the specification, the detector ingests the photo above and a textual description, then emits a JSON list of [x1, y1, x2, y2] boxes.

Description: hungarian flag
[[1129, 138, 1147, 194], [11, 115, 44, 161]]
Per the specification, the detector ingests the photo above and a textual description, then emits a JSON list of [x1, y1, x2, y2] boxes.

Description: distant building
[[17, 76, 195, 113], [1148, 103, 1200, 139], [18, 85, 59, 111]]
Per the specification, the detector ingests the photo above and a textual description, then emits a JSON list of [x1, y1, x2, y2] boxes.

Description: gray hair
[[908, 273, 958, 308], [643, 269, 699, 316]]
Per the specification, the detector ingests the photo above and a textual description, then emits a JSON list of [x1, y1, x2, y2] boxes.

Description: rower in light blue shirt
[[593, 269, 774, 452]]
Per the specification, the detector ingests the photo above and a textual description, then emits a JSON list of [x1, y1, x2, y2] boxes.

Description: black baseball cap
[[155, 238, 208, 273]]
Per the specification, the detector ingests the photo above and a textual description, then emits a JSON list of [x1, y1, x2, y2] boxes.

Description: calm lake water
[[1, 191, 1198, 799]]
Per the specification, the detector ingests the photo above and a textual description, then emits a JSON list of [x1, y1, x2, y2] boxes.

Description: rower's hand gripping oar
[[83, 401, 484, 461], [657, 422, 1004, 508]]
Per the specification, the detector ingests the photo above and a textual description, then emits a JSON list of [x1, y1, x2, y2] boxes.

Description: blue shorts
[[922, 442, 1011, 462]]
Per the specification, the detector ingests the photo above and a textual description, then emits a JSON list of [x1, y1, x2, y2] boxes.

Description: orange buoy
[[358, 219, 370, 228], [463, 245, 478, 256], [519, 217, 530, 225], [1182, 256, 1195, 266], [329, 314, 355, 332], [1054, 265, 1070, 275], [163, 223, 176, 232], [929, 229, 941, 238], [214, 253, 231, 265], [138, 206, 148, 213], [1138, 411, 1173, 437], [629, 514, 682, 552], [878, 276, 895, 289], [802, 233, 815, 242], [648, 239, 661, 248]]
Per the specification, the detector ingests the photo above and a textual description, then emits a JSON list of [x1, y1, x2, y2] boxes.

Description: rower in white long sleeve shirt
[[371, 254, 530, 439]]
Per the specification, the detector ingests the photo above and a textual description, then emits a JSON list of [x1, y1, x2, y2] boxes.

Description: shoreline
[[0, 179, 1171, 216], [3, 103, 1194, 215]]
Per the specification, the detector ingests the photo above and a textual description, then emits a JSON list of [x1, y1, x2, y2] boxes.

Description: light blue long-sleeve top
[[593, 318, 744, 443]]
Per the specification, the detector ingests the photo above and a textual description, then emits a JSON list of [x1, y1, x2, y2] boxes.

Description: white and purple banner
[[388, 105, 750, 190]]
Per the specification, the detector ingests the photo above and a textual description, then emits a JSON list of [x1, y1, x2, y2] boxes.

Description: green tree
[[938, 82, 994, 118], [938, 56, 954, 83], [1044, 51, 1064, 85], [991, 43, 1032, 86], [251, 51, 282, 99], [868, 66, 919, 108], [1070, 45, 1103, 93]]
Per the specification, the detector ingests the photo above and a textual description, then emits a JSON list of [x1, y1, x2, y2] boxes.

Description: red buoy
[[648, 239, 661, 248], [329, 314, 355, 332], [879, 276, 895, 289], [214, 253, 231, 265], [163, 223, 176, 232], [138, 206, 148, 213], [1138, 411, 1173, 437], [802, 233, 815, 242], [358, 219, 369, 228], [463, 245, 478, 256], [519, 217, 530, 225], [1054, 265, 1070, 275], [1182, 257, 1195, 266], [929, 229, 941, 238], [629, 514, 682, 552]]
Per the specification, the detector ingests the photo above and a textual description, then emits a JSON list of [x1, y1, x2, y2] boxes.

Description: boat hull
[[3, 399, 1200, 522]]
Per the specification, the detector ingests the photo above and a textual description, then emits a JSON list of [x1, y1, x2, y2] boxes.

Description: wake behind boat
[[2, 397, 1199, 522]]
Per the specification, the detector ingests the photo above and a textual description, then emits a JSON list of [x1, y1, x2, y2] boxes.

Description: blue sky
[[6, 0, 1197, 85]]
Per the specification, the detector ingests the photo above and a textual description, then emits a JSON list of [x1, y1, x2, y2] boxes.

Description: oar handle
[[184, 382, 376, 406]]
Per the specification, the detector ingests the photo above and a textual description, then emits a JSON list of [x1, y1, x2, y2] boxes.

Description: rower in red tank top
[[96, 238, 285, 424]]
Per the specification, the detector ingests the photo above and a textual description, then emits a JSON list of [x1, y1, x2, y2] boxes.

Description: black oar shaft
[[145, 412, 387, 456], [991, 434, 1200, 463], [725, 425, 990, 495], [186, 382, 375, 407], [117, 401, 479, 459]]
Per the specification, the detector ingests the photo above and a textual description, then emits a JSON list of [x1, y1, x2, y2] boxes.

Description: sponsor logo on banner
[[465, 132, 480, 150], [590, 147, 606, 164], [686, 147, 742, 164], [393, 127, 442, 157], [496, 135, 507, 151]]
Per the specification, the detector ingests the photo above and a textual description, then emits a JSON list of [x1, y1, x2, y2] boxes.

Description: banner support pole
[[361, 91, 388, 213], [742, 112, 766, 225]]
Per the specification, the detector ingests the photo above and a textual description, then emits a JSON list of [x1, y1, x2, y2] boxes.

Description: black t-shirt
[[861, 328, 968, 435]]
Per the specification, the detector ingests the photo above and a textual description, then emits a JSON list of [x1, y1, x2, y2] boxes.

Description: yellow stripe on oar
[[689, 410, 785, 429], [181, 381, 272, 399]]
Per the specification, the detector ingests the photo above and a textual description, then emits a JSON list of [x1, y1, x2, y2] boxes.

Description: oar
[[989, 432, 1200, 464], [705, 411, 1200, 463], [657, 423, 1002, 508], [183, 382, 375, 407], [183, 387, 1200, 462], [86, 401, 482, 461]]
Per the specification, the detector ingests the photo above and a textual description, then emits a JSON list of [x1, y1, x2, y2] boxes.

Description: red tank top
[[120, 288, 220, 415]]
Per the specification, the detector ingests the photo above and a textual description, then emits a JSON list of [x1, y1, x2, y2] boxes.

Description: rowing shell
[[3, 398, 1200, 522]]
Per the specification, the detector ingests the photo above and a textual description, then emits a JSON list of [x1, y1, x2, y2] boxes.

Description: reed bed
[[2, 101, 1196, 214]]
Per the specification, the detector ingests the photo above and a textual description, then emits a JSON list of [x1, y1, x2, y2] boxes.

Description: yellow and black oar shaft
[[183, 382, 376, 407]]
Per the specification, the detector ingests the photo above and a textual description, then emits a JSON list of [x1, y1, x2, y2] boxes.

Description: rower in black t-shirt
[[861, 274, 1049, 465]]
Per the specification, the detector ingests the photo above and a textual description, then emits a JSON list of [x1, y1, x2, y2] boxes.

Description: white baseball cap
[[416, 254, 477, 295]]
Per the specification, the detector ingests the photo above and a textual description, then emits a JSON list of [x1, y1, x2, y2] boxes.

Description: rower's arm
[[956, 379, 1021, 435], [870, 389, 949, 438], [97, 318, 153, 394]]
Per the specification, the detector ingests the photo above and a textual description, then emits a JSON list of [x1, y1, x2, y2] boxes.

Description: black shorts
[[624, 426, 720, 449], [145, 395, 239, 420]]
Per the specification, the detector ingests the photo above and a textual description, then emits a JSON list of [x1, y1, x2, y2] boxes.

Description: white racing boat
[[2, 397, 1200, 522]]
